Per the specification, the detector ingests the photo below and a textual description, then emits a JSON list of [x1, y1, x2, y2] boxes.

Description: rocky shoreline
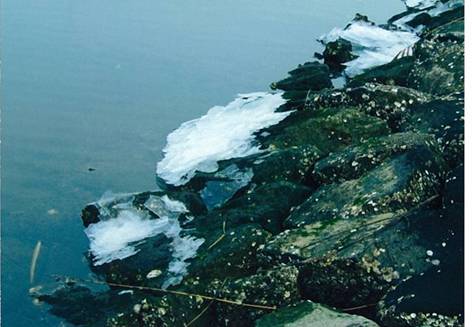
[[32, 1, 464, 326]]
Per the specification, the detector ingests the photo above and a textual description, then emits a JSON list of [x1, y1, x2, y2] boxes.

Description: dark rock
[[271, 62, 332, 92], [298, 257, 390, 309], [82, 204, 101, 227], [214, 266, 300, 326], [219, 181, 312, 234], [311, 132, 439, 187], [261, 107, 390, 153], [377, 264, 463, 327], [308, 83, 431, 131], [90, 233, 173, 286], [421, 6, 464, 39], [407, 39, 464, 96], [33, 283, 134, 327], [256, 301, 379, 327], [401, 97, 464, 167], [322, 38, 356, 73], [348, 57, 415, 88], [285, 148, 444, 228], [190, 224, 271, 279]]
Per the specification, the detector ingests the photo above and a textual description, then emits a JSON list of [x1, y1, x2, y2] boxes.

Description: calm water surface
[[1, 1, 403, 325]]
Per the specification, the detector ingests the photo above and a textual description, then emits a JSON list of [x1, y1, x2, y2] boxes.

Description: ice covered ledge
[[156, 92, 291, 186]]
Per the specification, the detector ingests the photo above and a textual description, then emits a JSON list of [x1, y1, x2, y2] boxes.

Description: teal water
[[1, 1, 403, 325]]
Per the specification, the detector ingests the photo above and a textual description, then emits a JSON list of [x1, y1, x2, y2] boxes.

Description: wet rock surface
[[33, 1, 464, 326], [256, 301, 379, 327]]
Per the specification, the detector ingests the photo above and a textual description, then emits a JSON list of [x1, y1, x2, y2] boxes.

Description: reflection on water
[[1, 1, 403, 325]]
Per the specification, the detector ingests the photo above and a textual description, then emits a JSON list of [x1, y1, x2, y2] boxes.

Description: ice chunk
[[393, 0, 464, 31], [403, 0, 437, 9], [320, 20, 419, 76], [156, 92, 290, 186], [85, 194, 205, 288], [84, 208, 169, 266]]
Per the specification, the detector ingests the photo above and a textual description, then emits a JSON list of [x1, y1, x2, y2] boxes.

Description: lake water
[[1, 1, 404, 325]]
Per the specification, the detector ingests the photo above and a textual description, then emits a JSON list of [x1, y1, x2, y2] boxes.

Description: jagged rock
[[261, 107, 389, 153], [401, 97, 464, 167], [311, 132, 440, 187], [218, 181, 312, 234], [347, 57, 415, 88], [322, 38, 356, 73], [189, 224, 271, 279], [308, 83, 431, 131], [185, 145, 321, 201], [256, 301, 379, 327], [250, 146, 321, 185], [214, 266, 300, 326], [377, 264, 463, 327], [266, 203, 456, 306], [271, 62, 332, 92], [33, 282, 135, 327], [407, 39, 464, 96], [421, 6, 464, 39], [428, 18, 464, 42], [285, 147, 444, 228]]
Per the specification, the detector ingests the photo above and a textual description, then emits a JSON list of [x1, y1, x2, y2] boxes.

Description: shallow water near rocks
[[1, 0, 403, 325]]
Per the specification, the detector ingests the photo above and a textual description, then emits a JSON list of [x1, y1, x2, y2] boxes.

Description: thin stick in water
[[30, 241, 42, 284]]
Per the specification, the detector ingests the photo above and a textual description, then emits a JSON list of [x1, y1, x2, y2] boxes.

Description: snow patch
[[156, 92, 290, 186]]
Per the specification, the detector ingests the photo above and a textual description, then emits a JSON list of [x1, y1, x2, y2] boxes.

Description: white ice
[[403, 0, 437, 9], [156, 92, 290, 186], [85, 208, 170, 266], [320, 20, 419, 76], [393, 0, 464, 31], [85, 194, 205, 288]]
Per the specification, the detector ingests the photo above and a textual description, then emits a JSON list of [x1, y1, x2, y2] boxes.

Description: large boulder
[[308, 83, 431, 131], [256, 301, 379, 327], [401, 97, 464, 167], [260, 107, 390, 153], [310, 132, 440, 187], [285, 148, 444, 228], [348, 57, 415, 88], [407, 38, 464, 96], [189, 224, 271, 279]]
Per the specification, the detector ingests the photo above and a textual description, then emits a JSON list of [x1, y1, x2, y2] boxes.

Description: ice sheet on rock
[[200, 164, 254, 209], [403, 0, 437, 9], [85, 208, 169, 266], [156, 92, 290, 186], [393, 0, 464, 31], [85, 194, 204, 288], [320, 20, 419, 76]]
